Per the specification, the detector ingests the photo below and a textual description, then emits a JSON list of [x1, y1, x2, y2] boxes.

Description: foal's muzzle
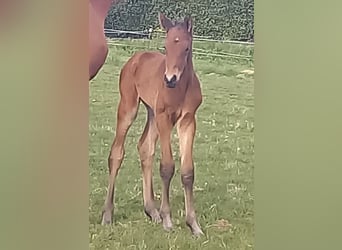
[[164, 74, 177, 88]]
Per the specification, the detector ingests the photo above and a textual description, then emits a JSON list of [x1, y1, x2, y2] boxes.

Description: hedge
[[105, 0, 254, 41]]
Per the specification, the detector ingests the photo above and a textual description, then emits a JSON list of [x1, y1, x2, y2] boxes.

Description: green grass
[[89, 42, 254, 249]]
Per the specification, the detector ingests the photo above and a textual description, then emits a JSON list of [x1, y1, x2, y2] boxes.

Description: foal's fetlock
[[101, 209, 113, 225]]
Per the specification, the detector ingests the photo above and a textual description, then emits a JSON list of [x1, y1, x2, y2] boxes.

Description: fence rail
[[104, 29, 254, 62], [104, 28, 255, 46]]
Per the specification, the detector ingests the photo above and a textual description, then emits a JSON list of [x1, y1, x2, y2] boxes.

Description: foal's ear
[[184, 16, 193, 34], [159, 13, 173, 32]]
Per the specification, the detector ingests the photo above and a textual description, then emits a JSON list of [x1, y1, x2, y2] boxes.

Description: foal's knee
[[181, 169, 194, 188], [160, 162, 175, 182]]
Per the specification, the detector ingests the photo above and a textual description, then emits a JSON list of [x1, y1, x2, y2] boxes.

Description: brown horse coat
[[101, 13, 204, 236]]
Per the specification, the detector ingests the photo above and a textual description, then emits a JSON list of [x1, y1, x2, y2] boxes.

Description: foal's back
[[120, 51, 166, 107]]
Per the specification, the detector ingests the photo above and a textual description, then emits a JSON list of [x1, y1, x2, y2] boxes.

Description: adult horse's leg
[[177, 113, 203, 236], [137, 107, 161, 223], [101, 91, 139, 225], [156, 114, 175, 231]]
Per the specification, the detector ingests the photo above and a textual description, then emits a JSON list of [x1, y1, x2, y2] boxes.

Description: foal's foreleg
[[156, 114, 175, 231], [177, 113, 203, 236]]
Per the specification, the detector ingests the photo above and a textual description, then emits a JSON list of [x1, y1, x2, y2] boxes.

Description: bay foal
[[89, 0, 118, 80], [101, 13, 204, 236]]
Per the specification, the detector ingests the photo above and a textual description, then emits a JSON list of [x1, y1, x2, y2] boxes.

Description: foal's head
[[159, 13, 193, 88]]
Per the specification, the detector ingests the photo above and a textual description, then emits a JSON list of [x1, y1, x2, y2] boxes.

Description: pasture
[[89, 39, 254, 249]]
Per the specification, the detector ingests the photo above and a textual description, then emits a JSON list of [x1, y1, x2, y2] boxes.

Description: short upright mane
[[173, 22, 189, 31]]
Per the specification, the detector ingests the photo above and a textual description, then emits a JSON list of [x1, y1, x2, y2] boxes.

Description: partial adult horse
[[89, 0, 118, 80], [101, 13, 204, 236]]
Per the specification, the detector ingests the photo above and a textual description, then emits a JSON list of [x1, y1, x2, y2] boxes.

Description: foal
[[89, 0, 118, 80], [101, 13, 204, 236]]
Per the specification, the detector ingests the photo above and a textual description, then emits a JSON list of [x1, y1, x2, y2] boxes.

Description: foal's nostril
[[164, 75, 176, 83], [164, 74, 177, 88]]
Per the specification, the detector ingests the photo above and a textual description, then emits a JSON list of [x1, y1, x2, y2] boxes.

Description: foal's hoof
[[101, 210, 112, 225], [145, 208, 162, 224], [162, 217, 173, 232], [163, 223, 173, 232], [192, 227, 204, 237], [187, 220, 204, 237], [150, 211, 162, 224]]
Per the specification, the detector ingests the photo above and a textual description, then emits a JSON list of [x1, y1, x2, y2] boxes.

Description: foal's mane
[[168, 17, 192, 32]]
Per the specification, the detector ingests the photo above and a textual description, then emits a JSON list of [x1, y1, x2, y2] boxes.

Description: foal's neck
[[181, 48, 194, 85], [188, 53, 194, 71]]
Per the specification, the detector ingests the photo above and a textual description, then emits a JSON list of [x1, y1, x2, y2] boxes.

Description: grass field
[[89, 40, 254, 249]]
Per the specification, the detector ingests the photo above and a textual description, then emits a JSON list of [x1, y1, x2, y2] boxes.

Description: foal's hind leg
[[137, 107, 161, 223], [177, 113, 203, 236], [101, 93, 139, 225]]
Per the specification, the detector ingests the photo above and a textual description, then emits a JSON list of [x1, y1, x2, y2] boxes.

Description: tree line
[[105, 0, 254, 41]]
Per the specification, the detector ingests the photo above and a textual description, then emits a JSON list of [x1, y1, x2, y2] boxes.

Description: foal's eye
[[185, 48, 189, 52]]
